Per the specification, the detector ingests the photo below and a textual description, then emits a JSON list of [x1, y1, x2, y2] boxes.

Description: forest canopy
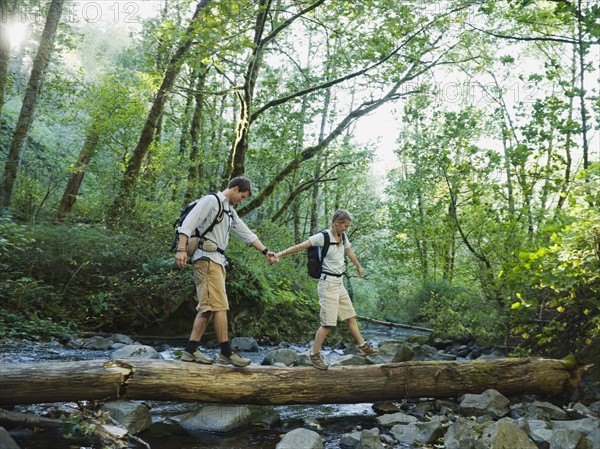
[[0, 0, 598, 362]]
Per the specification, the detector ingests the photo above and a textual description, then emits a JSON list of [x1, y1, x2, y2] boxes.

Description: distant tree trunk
[[184, 65, 209, 203], [55, 124, 100, 222], [557, 46, 577, 210], [575, 0, 589, 169], [0, 1, 12, 118], [0, 0, 65, 210], [224, 0, 271, 183], [108, 0, 211, 226]]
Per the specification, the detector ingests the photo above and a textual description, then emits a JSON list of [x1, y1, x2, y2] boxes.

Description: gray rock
[[82, 336, 114, 350], [0, 427, 20, 449], [231, 336, 260, 352], [586, 428, 600, 449], [111, 344, 161, 359], [111, 333, 136, 345], [339, 431, 361, 448], [459, 389, 510, 419], [445, 418, 537, 449], [276, 428, 323, 449], [101, 400, 152, 434], [548, 428, 591, 449], [376, 412, 417, 426], [330, 355, 367, 366], [357, 427, 383, 449], [262, 348, 297, 366], [552, 418, 599, 435], [172, 405, 251, 433], [390, 421, 444, 445], [530, 401, 568, 420]]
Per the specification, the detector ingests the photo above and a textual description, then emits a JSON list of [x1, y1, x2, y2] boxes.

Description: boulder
[[261, 348, 297, 366], [101, 400, 152, 434], [276, 428, 323, 449], [376, 412, 417, 426], [459, 389, 510, 419], [390, 421, 444, 445], [357, 427, 383, 449], [111, 344, 161, 360], [330, 355, 367, 367], [0, 427, 20, 449], [231, 337, 260, 352], [172, 405, 251, 433]]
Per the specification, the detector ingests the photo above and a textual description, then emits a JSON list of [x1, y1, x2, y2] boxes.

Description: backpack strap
[[196, 193, 225, 254], [198, 193, 224, 238], [319, 231, 343, 278]]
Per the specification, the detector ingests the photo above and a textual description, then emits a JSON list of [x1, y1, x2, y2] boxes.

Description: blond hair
[[331, 209, 353, 225]]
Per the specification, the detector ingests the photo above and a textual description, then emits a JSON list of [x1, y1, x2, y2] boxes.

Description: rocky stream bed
[[1, 323, 599, 449]]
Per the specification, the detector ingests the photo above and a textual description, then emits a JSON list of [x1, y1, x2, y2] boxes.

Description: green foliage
[[505, 164, 600, 357], [417, 280, 504, 344]]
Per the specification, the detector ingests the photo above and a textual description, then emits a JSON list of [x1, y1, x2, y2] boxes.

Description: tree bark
[[0, 0, 65, 210], [0, 358, 582, 406], [55, 124, 100, 221], [108, 0, 211, 226]]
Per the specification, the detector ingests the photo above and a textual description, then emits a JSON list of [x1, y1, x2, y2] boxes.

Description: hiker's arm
[[174, 234, 189, 267], [345, 247, 364, 278], [249, 239, 276, 263], [275, 240, 312, 259]]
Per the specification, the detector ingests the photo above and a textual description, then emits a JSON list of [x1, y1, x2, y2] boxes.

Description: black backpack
[[307, 231, 346, 279], [170, 193, 224, 252]]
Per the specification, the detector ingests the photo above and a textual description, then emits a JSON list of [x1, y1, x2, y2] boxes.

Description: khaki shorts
[[317, 280, 356, 327], [192, 259, 229, 312]]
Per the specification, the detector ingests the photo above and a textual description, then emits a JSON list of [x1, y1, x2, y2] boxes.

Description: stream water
[[1, 323, 428, 449]]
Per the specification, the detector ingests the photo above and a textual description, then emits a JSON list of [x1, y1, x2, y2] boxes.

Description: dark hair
[[227, 176, 252, 196]]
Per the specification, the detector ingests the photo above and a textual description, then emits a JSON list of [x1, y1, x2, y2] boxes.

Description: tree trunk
[[0, 1, 12, 118], [0, 358, 582, 406], [55, 124, 100, 221], [0, 0, 65, 210], [108, 0, 211, 226]]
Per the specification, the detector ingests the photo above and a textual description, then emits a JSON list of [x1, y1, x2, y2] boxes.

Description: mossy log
[[0, 357, 582, 406]]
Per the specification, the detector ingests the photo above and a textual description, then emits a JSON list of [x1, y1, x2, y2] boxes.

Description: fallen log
[[357, 315, 433, 333], [0, 358, 582, 406]]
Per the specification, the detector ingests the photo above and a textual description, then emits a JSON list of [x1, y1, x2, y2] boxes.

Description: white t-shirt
[[308, 229, 351, 282]]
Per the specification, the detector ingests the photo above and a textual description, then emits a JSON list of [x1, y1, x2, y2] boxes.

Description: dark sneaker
[[216, 352, 251, 367], [181, 349, 213, 364], [358, 342, 379, 356], [309, 352, 328, 370]]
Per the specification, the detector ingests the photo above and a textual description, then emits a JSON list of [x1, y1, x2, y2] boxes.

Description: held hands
[[266, 251, 278, 265]]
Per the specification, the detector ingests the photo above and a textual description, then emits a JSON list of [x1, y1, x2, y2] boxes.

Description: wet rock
[[376, 412, 418, 426], [111, 344, 161, 359], [172, 405, 251, 433], [0, 427, 20, 449], [372, 402, 400, 414], [111, 334, 136, 345], [357, 427, 383, 449], [330, 355, 366, 366], [81, 336, 114, 350], [547, 428, 590, 449], [261, 348, 297, 366], [390, 421, 444, 445], [231, 336, 260, 352], [445, 417, 537, 449], [459, 389, 510, 419], [276, 427, 323, 449], [101, 400, 152, 434], [339, 430, 361, 448]]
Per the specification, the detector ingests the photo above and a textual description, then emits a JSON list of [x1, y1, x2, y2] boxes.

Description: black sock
[[220, 341, 232, 357], [185, 340, 200, 353]]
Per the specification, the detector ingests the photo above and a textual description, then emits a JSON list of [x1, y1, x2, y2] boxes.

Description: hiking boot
[[181, 349, 213, 364], [216, 352, 251, 367], [358, 342, 379, 356], [309, 352, 328, 370]]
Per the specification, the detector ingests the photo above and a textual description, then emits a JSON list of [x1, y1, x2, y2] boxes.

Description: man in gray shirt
[[174, 177, 275, 367]]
